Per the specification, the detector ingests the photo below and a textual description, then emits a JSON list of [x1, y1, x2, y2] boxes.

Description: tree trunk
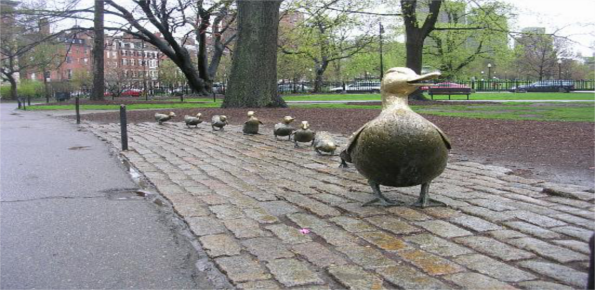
[[401, 0, 442, 101], [91, 0, 105, 100], [197, 12, 212, 92], [222, 0, 285, 108], [8, 76, 17, 101], [313, 62, 328, 93]]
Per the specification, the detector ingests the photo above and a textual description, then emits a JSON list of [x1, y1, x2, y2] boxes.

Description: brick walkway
[[86, 121, 593, 289]]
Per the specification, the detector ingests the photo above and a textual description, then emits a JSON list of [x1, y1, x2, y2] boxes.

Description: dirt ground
[[56, 99, 594, 187]]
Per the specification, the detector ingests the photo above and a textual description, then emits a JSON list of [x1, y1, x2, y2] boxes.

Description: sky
[[69, 0, 595, 57], [500, 0, 595, 56]]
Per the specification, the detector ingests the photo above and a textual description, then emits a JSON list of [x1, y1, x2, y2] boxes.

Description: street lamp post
[[487, 63, 492, 80], [379, 23, 384, 80], [557, 59, 562, 79]]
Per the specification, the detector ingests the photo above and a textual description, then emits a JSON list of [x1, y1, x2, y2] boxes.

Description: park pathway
[[87, 121, 593, 289]]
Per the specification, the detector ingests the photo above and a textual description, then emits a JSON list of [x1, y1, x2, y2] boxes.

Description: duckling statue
[[242, 111, 263, 135], [313, 131, 337, 156], [339, 67, 450, 208], [292, 121, 316, 148], [274, 116, 295, 140], [155, 112, 176, 125], [211, 115, 228, 131], [184, 113, 203, 128]]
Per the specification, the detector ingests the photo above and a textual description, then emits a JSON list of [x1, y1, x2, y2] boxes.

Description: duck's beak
[[407, 71, 441, 86]]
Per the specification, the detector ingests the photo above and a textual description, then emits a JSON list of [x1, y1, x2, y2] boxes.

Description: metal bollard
[[27, 96, 31, 106], [75, 96, 80, 124], [120, 105, 128, 151], [213, 91, 216, 103], [17, 98, 21, 109], [180, 94, 184, 102]]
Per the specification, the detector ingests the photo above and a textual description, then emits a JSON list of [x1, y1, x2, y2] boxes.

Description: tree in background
[[514, 32, 573, 81], [279, 0, 376, 92], [103, 0, 236, 95], [0, 1, 73, 100], [158, 59, 187, 91], [423, 0, 511, 79], [91, 0, 104, 100], [223, 0, 284, 108]]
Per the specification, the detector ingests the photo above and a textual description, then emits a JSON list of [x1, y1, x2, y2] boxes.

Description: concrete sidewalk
[[0, 105, 225, 289], [87, 121, 594, 289]]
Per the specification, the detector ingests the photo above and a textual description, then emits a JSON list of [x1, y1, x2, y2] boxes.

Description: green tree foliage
[[422, 0, 512, 79], [279, 0, 377, 92]]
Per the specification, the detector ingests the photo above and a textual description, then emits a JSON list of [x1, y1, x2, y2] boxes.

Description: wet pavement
[[85, 120, 594, 289], [0, 105, 225, 289]]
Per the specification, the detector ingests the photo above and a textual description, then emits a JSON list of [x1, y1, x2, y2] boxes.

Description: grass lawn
[[292, 102, 594, 122], [25, 93, 594, 122], [283, 92, 595, 102], [27, 101, 222, 111]]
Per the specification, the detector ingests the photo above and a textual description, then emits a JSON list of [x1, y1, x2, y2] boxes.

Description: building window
[[66, 57, 72, 63], [67, 69, 73, 79]]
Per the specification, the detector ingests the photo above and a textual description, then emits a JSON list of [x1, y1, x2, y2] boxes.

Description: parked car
[[329, 81, 381, 93], [509, 80, 574, 93], [121, 89, 143, 97], [420, 82, 470, 91], [212, 83, 226, 94], [278, 83, 311, 93]]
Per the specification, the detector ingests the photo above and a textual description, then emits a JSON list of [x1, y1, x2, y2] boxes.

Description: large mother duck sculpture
[[340, 67, 451, 208]]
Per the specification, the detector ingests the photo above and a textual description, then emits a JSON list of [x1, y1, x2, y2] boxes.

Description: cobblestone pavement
[[86, 121, 594, 289]]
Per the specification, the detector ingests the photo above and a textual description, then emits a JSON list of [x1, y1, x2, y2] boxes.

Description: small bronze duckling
[[243, 111, 263, 135], [184, 113, 203, 128], [274, 116, 295, 140], [313, 131, 337, 156], [292, 121, 316, 148], [340, 67, 449, 208], [155, 112, 176, 125], [211, 115, 228, 131]]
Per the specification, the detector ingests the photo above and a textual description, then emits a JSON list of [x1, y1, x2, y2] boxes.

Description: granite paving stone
[[293, 242, 348, 268], [242, 237, 294, 261], [215, 255, 272, 283], [449, 214, 502, 232], [86, 123, 595, 290], [327, 265, 384, 290], [365, 216, 421, 235], [503, 221, 562, 239], [404, 234, 473, 257], [237, 280, 282, 290], [266, 224, 312, 244], [266, 259, 324, 287], [454, 254, 536, 282], [507, 237, 587, 263], [415, 220, 472, 238], [517, 280, 575, 290], [397, 249, 464, 275], [550, 225, 593, 242], [518, 260, 589, 288], [311, 227, 360, 246], [224, 219, 270, 238], [337, 245, 398, 269], [454, 236, 534, 261], [376, 264, 449, 289], [444, 272, 516, 289], [330, 216, 377, 233], [186, 216, 227, 236], [199, 234, 242, 257]]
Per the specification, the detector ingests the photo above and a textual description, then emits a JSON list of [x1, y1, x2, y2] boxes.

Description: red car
[[420, 82, 470, 91], [121, 89, 143, 97]]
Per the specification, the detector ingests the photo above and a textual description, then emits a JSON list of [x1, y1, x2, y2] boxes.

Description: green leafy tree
[[279, 0, 377, 92]]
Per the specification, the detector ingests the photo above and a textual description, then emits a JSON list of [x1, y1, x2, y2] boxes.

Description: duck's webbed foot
[[362, 180, 402, 207], [339, 158, 349, 168], [412, 182, 446, 208]]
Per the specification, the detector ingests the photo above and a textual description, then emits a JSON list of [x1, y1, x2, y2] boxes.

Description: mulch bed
[[60, 102, 594, 187]]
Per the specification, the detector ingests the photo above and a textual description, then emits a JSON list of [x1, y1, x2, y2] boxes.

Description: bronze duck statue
[[184, 113, 203, 128], [273, 116, 295, 140], [211, 115, 228, 131], [313, 131, 337, 156], [339, 67, 450, 208], [243, 111, 263, 135], [155, 112, 176, 125], [293, 121, 315, 148]]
